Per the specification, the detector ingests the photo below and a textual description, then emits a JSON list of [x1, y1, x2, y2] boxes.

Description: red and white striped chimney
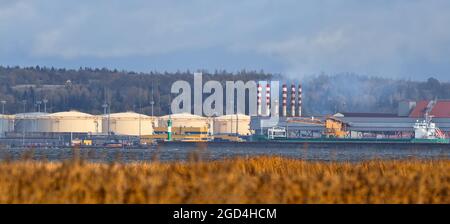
[[298, 84, 302, 117], [266, 83, 271, 116], [290, 84, 296, 117], [282, 84, 287, 117], [257, 83, 262, 116]]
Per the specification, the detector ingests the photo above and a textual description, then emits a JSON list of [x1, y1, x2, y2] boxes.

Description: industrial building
[[145, 113, 212, 142], [251, 97, 450, 138], [146, 126, 211, 142], [2, 81, 450, 145], [251, 82, 450, 139], [409, 100, 450, 118], [213, 114, 251, 135], [102, 112, 155, 136], [338, 115, 450, 133]]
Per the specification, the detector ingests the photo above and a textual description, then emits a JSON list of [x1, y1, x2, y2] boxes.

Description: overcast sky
[[1, 0, 450, 80]]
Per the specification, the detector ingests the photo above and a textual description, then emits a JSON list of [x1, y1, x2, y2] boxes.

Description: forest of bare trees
[[0, 66, 272, 115], [0, 66, 448, 116]]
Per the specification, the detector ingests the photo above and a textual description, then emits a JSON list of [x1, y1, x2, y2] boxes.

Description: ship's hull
[[158, 137, 450, 146], [249, 135, 450, 144]]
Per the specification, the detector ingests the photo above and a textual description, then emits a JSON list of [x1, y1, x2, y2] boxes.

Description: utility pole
[[108, 104, 110, 136], [1, 100, 6, 114], [102, 103, 110, 136], [150, 100, 155, 117], [138, 77, 142, 143], [230, 114, 233, 134], [36, 100, 42, 113], [43, 99, 48, 113], [22, 120, 25, 147], [151, 83, 155, 116], [139, 105, 142, 142], [236, 114, 239, 136], [102, 103, 107, 115], [103, 88, 111, 137], [0, 101, 4, 138], [20, 100, 27, 146], [22, 100, 26, 113]]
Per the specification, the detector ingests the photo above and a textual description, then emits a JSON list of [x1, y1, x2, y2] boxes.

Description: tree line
[[0, 66, 448, 116], [0, 66, 272, 115]]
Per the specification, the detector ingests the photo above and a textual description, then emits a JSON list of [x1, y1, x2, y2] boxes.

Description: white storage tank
[[102, 111, 155, 136], [0, 114, 14, 137], [158, 113, 210, 128], [42, 110, 101, 133], [13, 112, 49, 133], [213, 114, 251, 135]]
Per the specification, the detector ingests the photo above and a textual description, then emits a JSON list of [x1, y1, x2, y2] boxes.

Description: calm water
[[1, 142, 449, 163]]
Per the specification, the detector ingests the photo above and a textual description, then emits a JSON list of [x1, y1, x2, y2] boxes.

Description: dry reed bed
[[0, 157, 448, 204]]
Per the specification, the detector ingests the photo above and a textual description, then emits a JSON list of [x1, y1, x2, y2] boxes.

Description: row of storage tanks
[[0, 111, 251, 136]]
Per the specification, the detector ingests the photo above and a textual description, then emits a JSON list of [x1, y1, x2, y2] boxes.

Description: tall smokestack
[[266, 83, 271, 116], [290, 84, 296, 117], [257, 83, 262, 116], [298, 84, 302, 117], [274, 99, 279, 117], [282, 84, 287, 117]]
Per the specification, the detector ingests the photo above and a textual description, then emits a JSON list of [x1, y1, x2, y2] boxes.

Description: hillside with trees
[[0, 66, 449, 116], [0, 66, 272, 115]]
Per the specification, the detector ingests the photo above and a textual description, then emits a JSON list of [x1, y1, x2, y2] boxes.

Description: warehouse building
[[251, 99, 450, 137], [409, 100, 450, 118]]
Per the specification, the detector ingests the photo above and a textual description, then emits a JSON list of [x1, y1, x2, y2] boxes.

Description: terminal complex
[[170, 73, 302, 117], [1, 75, 450, 146]]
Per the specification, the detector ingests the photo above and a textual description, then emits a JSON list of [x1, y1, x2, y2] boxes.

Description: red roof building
[[409, 100, 450, 118]]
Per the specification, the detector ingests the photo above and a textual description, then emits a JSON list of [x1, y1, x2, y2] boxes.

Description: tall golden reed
[[0, 156, 448, 204]]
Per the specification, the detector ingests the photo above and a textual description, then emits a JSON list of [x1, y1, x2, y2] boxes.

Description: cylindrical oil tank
[[158, 113, 210, 128], [0, 115, 14, 136], [213, 114, 251, 135], [102, 112, 155, 135], [42, 111, 101, 133], [13, 112, 49, 133]]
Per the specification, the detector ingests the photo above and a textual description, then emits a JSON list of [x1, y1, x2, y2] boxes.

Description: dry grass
[[0, 157, 448, 204]]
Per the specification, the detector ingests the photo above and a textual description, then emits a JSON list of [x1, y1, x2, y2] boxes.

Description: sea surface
[[1, 142, 449, 163]]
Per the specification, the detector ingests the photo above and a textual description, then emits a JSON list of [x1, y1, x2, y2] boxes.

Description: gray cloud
[[1, 0, 450, 80], [256, 0, 450, 79]]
